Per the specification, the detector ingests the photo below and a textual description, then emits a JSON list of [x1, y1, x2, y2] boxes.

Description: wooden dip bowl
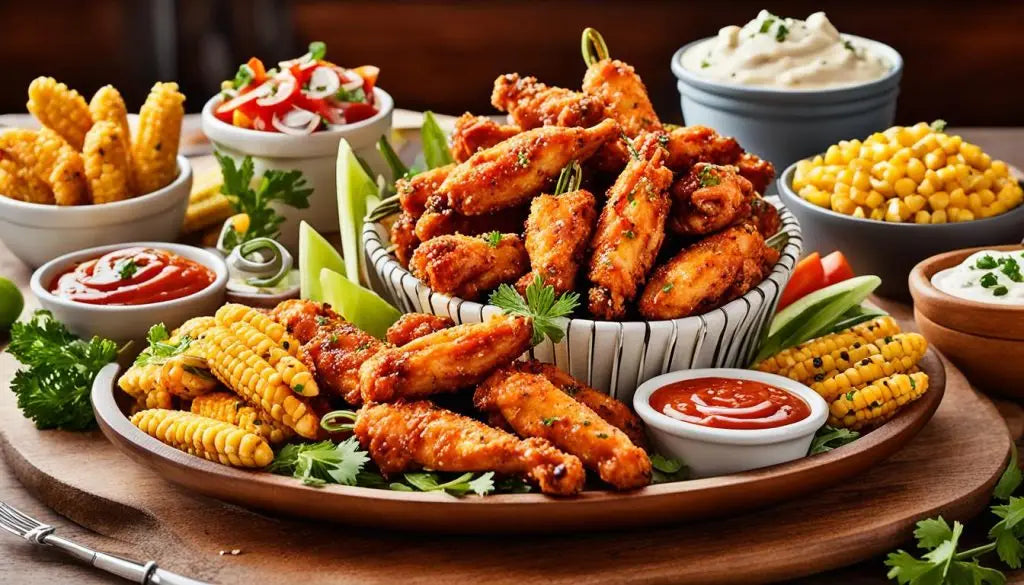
[[910, 244, 1024, 397]]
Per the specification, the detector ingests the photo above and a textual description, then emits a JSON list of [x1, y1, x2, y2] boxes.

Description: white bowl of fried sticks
[[0, 78, 190, 268], [365, 30, 801, 404]]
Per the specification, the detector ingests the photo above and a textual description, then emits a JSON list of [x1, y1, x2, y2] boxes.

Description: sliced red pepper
[[821, 251, 856, 286], [247, 57, 267, 84], [778, 252, 826, 310]]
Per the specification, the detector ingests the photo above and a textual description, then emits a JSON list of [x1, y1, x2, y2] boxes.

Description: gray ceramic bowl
[[778, 162, 1024, 300], [671, 35, 903, 170]]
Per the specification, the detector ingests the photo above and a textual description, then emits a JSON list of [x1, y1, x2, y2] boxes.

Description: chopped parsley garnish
[[759, 16, 776, 33], [980, 272, 999, 288], [843, 39, 855, 52], [698, 165, 721, 188], [930, 119, 948, 133], [335, 86, 366, 103], [998, 257, 1022, 283], [650, 453, 689, 484], [977, 255, 998, 269], [661, 283, 674, 293], [809, 425, 859, 454], [231, 64, 253, 89], [117, 259, 138, 279], [623, 133, 641, 160], [623, 229, 636, 239], [701, 60, 710, 68], [516, 149, 530, 168], [216, 153, 313, 250], [994, 285, 1010, 297], [293, 383, 305, 395], [775, 24, 789, 42], [541, 416, 559, 427], [268, 438, 369, 487], [483, 231, 502, 248]]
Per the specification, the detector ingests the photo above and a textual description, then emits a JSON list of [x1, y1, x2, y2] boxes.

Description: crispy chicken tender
[[582, 59, 662, 137], [587, 149, 673, 320], [390, 212, 419, 267], [475, 368, 651, 490], [749, 196, 782, 237], [397, 163, 454, 218], [450, 113, 521, 163], [385, 313, 455, 347], [516, 189, 597, 295], [358, 314, 533, 403], [270, 299, 341, 344], [354, 400, 585, 496], [410, 233, 528, 300], [491, 73, 606, 130], [414, 201, 528, 242], [669, 163, 756, 236], [301, 320, 385, 406], [639, 223, 780, 320], [437, 119, 618, 216], [735, 152, 776, 195], [638, 127, 775, 194]]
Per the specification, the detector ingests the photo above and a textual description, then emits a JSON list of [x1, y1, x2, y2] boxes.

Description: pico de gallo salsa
[[50, 247, 216, 306], [213, 41, 381, 134], [649, 377, 811, 430]]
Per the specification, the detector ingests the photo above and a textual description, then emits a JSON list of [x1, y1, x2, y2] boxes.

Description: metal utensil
[[0, 501, 208, 584]]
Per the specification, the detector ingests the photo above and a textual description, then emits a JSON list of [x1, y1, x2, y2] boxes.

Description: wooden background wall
[[1, 0, 1021, 126]]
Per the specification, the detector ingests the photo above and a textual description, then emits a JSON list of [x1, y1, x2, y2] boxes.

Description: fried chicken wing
[[450, 113, 521, 163], [397, 163, 454, 218], [474, 368, 651, 490], [413, 200, 528, 242], [385, 313, 455, 347], [582, 59, 661, 137], [358, 314, 532, 403], [270, 299, 341, 344], [638, 223, 780, 320], [516, 188, 597, 295], [587, 149, 673, 320], [410, 233, 528, 300], [355, 400, 585, 496], [438, 119, 619, 216], [302, 320, 385, 405], [668, 163, 756, 236], [390, 212, 419, 267], [491, 73, 606, 130], [735, 152, 776, 195], [748, 196, 781, 237], [637, 126, 775, 195]]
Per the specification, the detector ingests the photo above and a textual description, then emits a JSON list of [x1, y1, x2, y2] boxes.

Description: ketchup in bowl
[[50, 247, 215, 306], [649, 377, 811, 430]]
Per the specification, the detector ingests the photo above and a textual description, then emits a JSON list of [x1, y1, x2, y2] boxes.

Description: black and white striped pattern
[[364, 201, 802, 405]]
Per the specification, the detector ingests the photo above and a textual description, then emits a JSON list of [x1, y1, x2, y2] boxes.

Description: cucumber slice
[[319, 268, 401, 340], [298, 221, 345, 302], [336, 138, 380, 285]]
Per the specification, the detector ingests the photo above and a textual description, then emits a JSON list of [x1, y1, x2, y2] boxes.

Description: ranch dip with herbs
[[931, 250, 1024, 305], [681, 10, 891, 89]]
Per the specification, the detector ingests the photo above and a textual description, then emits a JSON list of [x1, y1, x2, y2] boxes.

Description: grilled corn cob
[[183, 167, 232, 233], [215, 304, 301, 357], [133, 82, 184, 194], [118, 354, 217, 400], [201, 326, 319, 439], [83, 120, 134, 203], [190, 391, 293, 445], [49, 149, 89, 205], [228, 320, 319, 396], [811, 348, 923, 403], [26, 77, 93, 150], [131, 409, 273, 468], [754, 316, 902, 373], [781, 333, 928, 385], [89, 86, 132, 150], [128, 389, 177, 414], [828, 372, 929, 430], [170, 316, 217, 343]]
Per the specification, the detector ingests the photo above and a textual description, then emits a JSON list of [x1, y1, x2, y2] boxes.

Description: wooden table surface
[[1, 127, 1023, 584]]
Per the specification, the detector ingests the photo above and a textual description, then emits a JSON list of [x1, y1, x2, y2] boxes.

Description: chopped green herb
[[308, 41, 327, 60], [483, 231, 502, 248], [517, 149, 530, 168], [623, 229, 636, 239], [596, 432, 609, 439], [117, 259, 138, 280], [994, 286, 1010, 297], [231, 64, 253, 89], [541, 416, 559, 427], [622, 133, 640, 160], [661, 283, 674, 293], [775, 24, 789, 42], [698, 165, 721, 188], [335, 86, 366, 103], [701, 60, 710, 68], [293, 383, 305, 395], [843, 39, 855, 52], [759, 17, 776, 33], [650, 454, 689, 484], [980, 272, 999, 288], [267, 438, 369, 487], [216, 153, 313, 249], [809, 425, 859, 455], [977, 255, 998, 269], [399, 471, 495, 496], [930, 119, 948, 133], [998, 257, 1022, 282], [489, 275, 580, 346], [657, 133, 670, 147]]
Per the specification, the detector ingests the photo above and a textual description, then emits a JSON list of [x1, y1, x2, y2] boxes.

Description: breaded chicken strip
[[491, 73, 606, 130], [438, 119, 619, 216], [735, 152, 776, 195], [390, 212, 419, 267], [668, 163, 756, 236], [636, 127, 775, 194], [587, 148, 673, 320], [354, 400, 586, 496], [410, 233, 528, 300], [302, 320, 385, 405], [358, 314, 533, 403], [385, 313, 455, 347], [516, 188, 597, 295], [582, 58, 661, 137], [270, 299, 341, 344], [638, 223, 780, 320], [475, 368, 651, 490], [748, 196, 782, 237], [397, 163, 454, 218], [413, 200, 528, 242], [450, 113, 521, 162]]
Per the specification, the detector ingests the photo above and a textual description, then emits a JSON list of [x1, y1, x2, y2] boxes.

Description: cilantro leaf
[[483, 231, 502, 248], [133, 323, 196, 367], [117, 259, 138, 279], [489, 275, 580, 346], [216, 153, 313, 249], [809, 425, 860, 454], [650, 453, 689, 484], [947, 560, 1005, 585], [399, 471, 495, 496], [989, 497, 1024, 568], [915, 517, 955, 550], [994, 444, 1022, 500], [886, 520, 962, 584], [268, 438, 369, 487]]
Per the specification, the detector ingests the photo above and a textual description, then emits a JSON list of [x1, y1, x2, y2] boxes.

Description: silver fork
[[0, 500, 208, 584]]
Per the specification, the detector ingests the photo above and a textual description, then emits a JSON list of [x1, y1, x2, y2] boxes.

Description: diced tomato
[[821, 251, 855, 286], [343, 103, 378, 123], [247, 57, 267, 84], [778, 252, 826, 310]]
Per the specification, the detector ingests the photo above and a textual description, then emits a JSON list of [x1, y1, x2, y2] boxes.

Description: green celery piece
[[421, 111, 454, 170], [319, 268, 401, 340], [298, 221, 345, 302], [818, 304, 889, 337], [755, 275, 881, 364], [336, 138, 379, 285]]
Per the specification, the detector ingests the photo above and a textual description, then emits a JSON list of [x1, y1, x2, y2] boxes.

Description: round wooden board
[[90, 352, 947, 534]]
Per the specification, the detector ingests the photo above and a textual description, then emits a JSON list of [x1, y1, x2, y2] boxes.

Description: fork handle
[[43, 534, 207, 584]]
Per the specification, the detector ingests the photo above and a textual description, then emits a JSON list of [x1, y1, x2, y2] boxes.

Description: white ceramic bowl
[[632, 368, 828, 478], [364, 200, 802, 404], [30, 242, 228, 343], [201, 88, 394, 250], [0, 156, 192, 269]]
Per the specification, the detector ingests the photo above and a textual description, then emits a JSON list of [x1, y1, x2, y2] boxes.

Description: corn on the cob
[[183, 167, 232, 233], [190, 391, 293, 445], [49, 149, 89, 205], [780, 333, 928, 385], [129, 389, 176, 414], [89, 85, 132, 150], [26, 77, 93, 150], [828, 372, 929, 430], [201, 326, 319, 439], [170, 316, 217, 343], [118, 354, 217, 400], [811, 346, 924, 402], [131, 409, 273, 468], [0, 129, 55, 203], [227, 320, 318, 396], [215, 303, 301, 357], [83, 120, 134, 203], [754, 316, 902, 374], [0, 128, 87, 205], [132, 82, 184, 194]]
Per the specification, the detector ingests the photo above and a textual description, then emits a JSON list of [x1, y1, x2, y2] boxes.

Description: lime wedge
[[0, 277, 24, 329], [298, 221, 345, 302], [336, 138, 379, 285], [319, 268, 401, 339]]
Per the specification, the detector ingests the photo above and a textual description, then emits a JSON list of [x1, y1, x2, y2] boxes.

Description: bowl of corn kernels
[[778, 121, 1024, 300]]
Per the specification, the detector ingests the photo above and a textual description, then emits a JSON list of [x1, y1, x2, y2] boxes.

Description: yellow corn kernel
[[924, 150, 945, 170], [852, 170, 871, 191], [133, 82, 185, 194], [89, 85, 132, 151], [811, 347, 922, 403], [909, 122, 931, 141], [805, 187, 831, 208], [831, 193, 857, 215], [849, 187, 869, 206], [891, 147, 913, 165], [914, 210, 931, 224], [828, 372, 929, 431], [928, 191, 950, 211], [83, 121, 134, 203], [0, 129, 55, 204], [190, 391, 293, 445], [942, 134, 963, 155], [227, 320, 319, 396], [869, 207, 885, 221], [955, 208, 975, 222], [882, 163, 905, 184], [779, 333, 927, 386], [935, 165, 956, 187], [893, 177, 916, 198], [869, 178, 894, 197], [911, 134, 939, 157], [836, 168, 855, 187], [949, 188, 968, 208], [978, 188, 996, 206], [905, 158, 926, 183], [865, 190, 885, 209], [930, 209, 947, 224], [754, 317, 902, 374], [967, 192, 983, 214], [991, 160, 1009, 176], [26, 77, 92, 150], [833, 182, 851, 197], [131, 409, 273, 468], [904, 194, 927, 214], [852, 206, 867, 218], [916, 180, 936, 197], [884, 199, 907, 222]]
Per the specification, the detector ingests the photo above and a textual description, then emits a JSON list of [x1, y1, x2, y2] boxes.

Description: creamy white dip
[[681, 10, 891, 89], [931, 250, 1024, 305]]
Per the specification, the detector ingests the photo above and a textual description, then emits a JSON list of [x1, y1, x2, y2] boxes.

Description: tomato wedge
[[778, 252, 826, 310], [822, 251, 855, 286]]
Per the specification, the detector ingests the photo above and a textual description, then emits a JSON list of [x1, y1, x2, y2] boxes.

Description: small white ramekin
[[30, 242, 228, 343], [632, 368, 828, 478]]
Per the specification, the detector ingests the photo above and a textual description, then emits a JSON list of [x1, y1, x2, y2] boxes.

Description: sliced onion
[[340, 72, 364, 92], [215, 81, 273, 113], [281, 107, 317, 127], [256, 75, 297, 107], [278, 52, 312, 70], [304, 67, 340, 99], [299, 59, 320, 71], [272, 109, 320, 135]]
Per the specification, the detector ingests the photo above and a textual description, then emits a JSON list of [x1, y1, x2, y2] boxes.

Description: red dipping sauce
[[649, 377, 810, 430], [50, 247, 215, 306]]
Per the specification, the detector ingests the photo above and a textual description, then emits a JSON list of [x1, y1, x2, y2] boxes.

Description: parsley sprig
[[650, 454, 689, 484], [215, 153, 313, 250], [489, 275, 581, 345], [268, 438, 369, 487], [6, 310, 117, 430], [809, 425, 860, 454], [134, 324, 190, 367]]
